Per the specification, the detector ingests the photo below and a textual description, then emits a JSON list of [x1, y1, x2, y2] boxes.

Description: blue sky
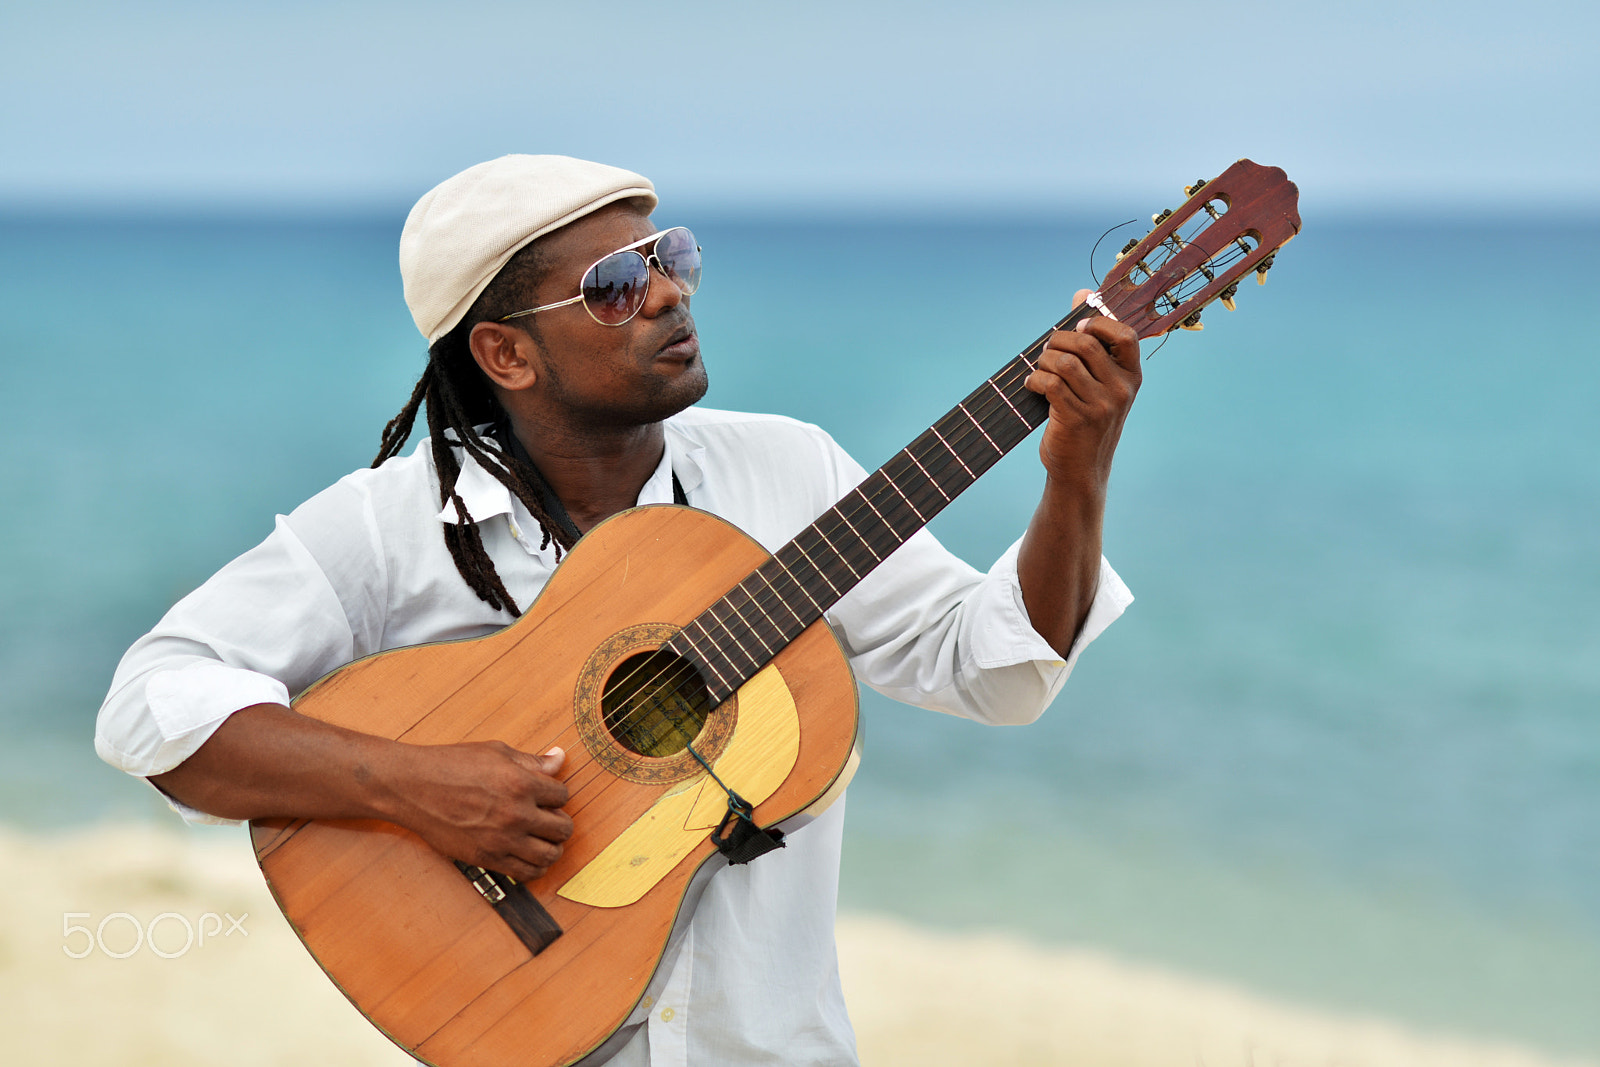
[[1, 0, 1594, 215]]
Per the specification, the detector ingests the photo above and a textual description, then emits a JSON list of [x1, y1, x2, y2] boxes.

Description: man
[[96, 155, 1139, 1065]]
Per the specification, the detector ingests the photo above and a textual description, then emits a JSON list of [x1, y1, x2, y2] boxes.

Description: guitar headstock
[[1090, 159, 1301, 339]]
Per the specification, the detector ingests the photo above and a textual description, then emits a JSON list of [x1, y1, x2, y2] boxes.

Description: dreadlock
[[373, 241, 575, 617]]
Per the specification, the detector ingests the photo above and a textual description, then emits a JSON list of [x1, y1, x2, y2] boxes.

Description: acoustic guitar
[[250, 159, 1300, 1067]]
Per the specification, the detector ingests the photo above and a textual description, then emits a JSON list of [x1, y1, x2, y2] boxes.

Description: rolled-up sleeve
[[818, 443, 1133, 725], [95, 499, 375, 822]]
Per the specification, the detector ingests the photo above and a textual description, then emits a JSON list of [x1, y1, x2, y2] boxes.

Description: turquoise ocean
[[1, 209, 1595, 1057]]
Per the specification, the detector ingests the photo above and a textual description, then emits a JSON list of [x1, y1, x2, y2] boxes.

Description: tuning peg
[[1184, 178, 1208, 197], [1219, 282, 1239, 311], [1254, 252, 1276, 285], [1152, 208, 1173, 226], [1179, 311, 1204, 331]]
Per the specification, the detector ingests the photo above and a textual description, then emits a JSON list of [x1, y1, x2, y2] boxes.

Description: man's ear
[[469, 321, 539, 391]]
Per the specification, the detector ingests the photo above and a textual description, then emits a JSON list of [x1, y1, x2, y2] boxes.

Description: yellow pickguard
[[556, 664, 800, 908]]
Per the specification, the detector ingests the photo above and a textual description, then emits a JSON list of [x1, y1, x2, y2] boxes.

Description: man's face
[[513, 202, 707, 432]]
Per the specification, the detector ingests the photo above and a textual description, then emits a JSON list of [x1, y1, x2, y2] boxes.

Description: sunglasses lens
[[654, 227, 702, 296], [583, 251, 651, 325]]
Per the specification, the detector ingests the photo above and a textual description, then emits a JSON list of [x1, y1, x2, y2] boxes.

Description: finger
[[1029, 347, 1098, 407], [487, 842, 561, 883], [503, 746, 571, 803], [503, 744, 562, 777], [1033, 330, 1139, 418], [522, 806, 574, 844], [505, 835, 566, 878], [1043, 329, 1118, 385], [530, 775, 571, 809], [1073, 287, 1091, 307], [502, 759, 569, 808], [1074, 316, 1141, 373]]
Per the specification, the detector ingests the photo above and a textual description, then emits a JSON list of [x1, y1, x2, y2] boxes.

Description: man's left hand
[[1014, 288, 1141, 655], [1025, 288, 1142, 493]]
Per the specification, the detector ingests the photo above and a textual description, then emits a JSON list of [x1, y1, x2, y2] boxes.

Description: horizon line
[[3, 194, 1597, 228]]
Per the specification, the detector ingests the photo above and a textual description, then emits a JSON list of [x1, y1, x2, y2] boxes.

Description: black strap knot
[[711, 793, 786, 865]]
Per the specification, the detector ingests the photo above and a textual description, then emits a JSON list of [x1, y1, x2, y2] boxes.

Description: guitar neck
[[666, 302, 1095, 706]]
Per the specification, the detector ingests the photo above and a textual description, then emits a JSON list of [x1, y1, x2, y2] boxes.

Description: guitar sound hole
[[600, 650, 712, 758]]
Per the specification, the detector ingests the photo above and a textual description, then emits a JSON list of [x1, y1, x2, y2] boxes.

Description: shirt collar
[[436, 418, 707, 525], [435, 435, 515, 525], [663, 419, 707, 498]]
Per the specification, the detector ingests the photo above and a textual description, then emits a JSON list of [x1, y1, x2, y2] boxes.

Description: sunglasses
[[500, 226, 702, 328]]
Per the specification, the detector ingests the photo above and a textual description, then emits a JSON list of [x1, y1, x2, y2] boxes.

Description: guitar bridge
[[453, 861, 563, 956], [460, 863, 508, 904]]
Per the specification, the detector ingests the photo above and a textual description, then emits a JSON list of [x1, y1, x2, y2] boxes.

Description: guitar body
[[244, 159, 1300, 1067], [249, 504, 861, 1067]]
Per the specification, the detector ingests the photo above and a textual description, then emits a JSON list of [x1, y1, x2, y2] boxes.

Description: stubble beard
[[541, 344, 710, 435]]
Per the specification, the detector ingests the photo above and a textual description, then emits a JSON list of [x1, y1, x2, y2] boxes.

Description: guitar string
[[565, 228, 1275, 828], [590, 344, 1049, 728], [595, 283, 1189, 744], [592, 239, 1256, 755], [593, 339, 1059, 744], [590, 222, 1257, 719], [555, 183, 1282, 806], [750, 234, 1263, 618], [593, 351, 1039, 747], [581, 275, 1219, 802], [596, 302, 1124, 737], [687, 323, 1073, 640]]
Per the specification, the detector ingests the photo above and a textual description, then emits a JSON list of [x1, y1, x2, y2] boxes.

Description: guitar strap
[[492, 422, 785, 866], [492, 422, 688, 546]]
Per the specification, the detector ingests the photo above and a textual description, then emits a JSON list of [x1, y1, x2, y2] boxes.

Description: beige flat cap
[[400, 154, 658, 343]]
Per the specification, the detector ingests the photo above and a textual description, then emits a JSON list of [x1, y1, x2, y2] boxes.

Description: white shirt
[[96, 405, 1131, 1066]]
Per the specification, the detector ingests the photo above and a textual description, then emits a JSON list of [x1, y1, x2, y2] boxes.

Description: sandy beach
[[1, 822, 1589, 1067]]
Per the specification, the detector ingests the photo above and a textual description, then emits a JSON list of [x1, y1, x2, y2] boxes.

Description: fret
[[904, 449, 951, 502], [987, 379, 1029, 428], [673, 339, 1060, 704], [852, 485, 904, 546], [722, 581, 784, 656], [911, 427, 977, 496], [882, 469, 927, 523], [678, 623, 733, 693], [683, 617, 719, 660], [831, 505, 882, 563], [702, 600, 767, 674], [723, 595, 779, 662], [769, 551, 826, 615], [734, 574, 787, 636], [791, 538, 844, 598], [754, 554, 823, 632], [752, 566, 808, 629], [886, 450, 952, 524], [956, 401, 1003, 458], [811, 524, 862, 581], [929, 425, 975, 479], [816, 508, 879, 573]]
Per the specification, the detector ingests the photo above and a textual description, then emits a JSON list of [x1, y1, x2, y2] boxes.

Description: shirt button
[[660, 1007, 676, 1022], [641, 997, 654, 1009]]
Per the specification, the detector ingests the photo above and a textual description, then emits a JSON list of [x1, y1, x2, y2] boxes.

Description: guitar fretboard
[[664, 304, 1093, 705]]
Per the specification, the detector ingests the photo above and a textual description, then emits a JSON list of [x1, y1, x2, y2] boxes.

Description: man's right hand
[[151, 703, 575, 883], [390, 741, 573, 882]]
